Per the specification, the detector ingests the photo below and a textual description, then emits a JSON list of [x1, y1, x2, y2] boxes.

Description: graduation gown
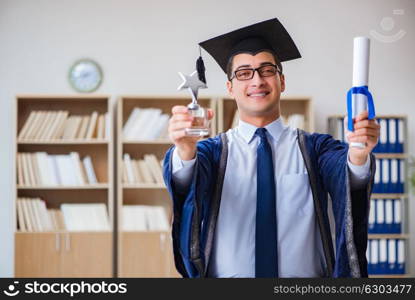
[[163, 129, 375, 278]]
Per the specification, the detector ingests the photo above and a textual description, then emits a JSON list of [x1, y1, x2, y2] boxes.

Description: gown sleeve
[[312, 133, 376, 277], [163, 137, 221, 277]]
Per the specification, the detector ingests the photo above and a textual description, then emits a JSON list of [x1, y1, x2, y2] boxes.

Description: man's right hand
[[168, 105, 214, 161]]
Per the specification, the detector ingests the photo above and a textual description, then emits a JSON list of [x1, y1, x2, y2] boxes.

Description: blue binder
[[396, 118, 404, 153], [398, 159, 404, 193], [387, 239, 397, 274], [392, 199, 402, 234], [368, 199, 376, 233], [397, 240, 405, 274], [373, 159, 381, 193]]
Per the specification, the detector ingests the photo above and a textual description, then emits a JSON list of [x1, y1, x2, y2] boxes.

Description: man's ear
[[226, 80, 234, 98], [279, 73, 286, 93]]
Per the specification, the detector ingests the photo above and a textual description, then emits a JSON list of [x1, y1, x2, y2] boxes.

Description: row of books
[[61, 203, 110, 231], [328, 116, 405, 153], [367, 239, 405, 275], [122, 205, 169, 231], [16, 198, 110, 231], [17, 198, 64, 232], [373, 158, 405, 194], [17, 152, 98, 186], [123, 108, 169, 140], [18, 110, 110, 140], [369, 199, 402, 234], [122, 154, 164, 184]]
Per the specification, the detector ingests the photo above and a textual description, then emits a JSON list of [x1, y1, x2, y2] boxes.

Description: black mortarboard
[[199, 18, 301, 74]]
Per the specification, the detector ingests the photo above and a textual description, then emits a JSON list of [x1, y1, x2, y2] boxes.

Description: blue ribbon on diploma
[[347, 85, 376, 131]]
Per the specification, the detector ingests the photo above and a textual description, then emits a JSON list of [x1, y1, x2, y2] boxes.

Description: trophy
[[177, 56, 210, 137]]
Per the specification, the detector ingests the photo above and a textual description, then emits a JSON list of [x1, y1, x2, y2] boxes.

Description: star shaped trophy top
[[177, 56, 209, 136], [177, 70, 207, 110]]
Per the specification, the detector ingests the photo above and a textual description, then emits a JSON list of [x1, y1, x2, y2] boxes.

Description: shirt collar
[[237, 116, 286, 144]]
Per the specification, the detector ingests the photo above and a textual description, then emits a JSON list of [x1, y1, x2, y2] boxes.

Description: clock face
[[69, 59, 103, 93]]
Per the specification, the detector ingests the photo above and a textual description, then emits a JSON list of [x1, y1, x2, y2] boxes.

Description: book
[[16, 200, 27, 232], [138, 160, 155, 183], [144, 154, 164, 184], [76, 116, 90, 139], [97, 114, 105, 139], [51, 111, 69, 139], [85, 111, 99, 139], [41, 111, 59, 140], [18, 111, 37, 140], [123, 154, 136, 183], [82, 156, 98, 184]]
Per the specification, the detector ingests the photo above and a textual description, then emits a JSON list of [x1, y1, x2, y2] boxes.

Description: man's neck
[[239, 111, 280, 128]]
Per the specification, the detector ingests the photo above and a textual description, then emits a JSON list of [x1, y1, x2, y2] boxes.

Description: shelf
[[123, 140, 172, 145], [368, 234, 409, 239], [371, 194, 408, 199], [17, 184, 109, 190], [18, 139, 109, 145], [123, 183, 166, 189]]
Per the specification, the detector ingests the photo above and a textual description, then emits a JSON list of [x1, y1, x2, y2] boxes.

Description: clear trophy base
[[185, 127, 209, 137]]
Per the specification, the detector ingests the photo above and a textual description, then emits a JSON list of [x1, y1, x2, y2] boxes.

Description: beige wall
[[1, 0, 414, 276]]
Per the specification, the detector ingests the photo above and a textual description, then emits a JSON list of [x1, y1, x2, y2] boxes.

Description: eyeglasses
[[230, 64, 281, 81]]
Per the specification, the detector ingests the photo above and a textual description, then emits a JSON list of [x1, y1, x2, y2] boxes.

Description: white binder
[[376, 199, 384, 225], [394, 199, 401, 224], [385, 199, 393, 227], [375, 159, 380, 184], [371, 240, 379, 265], [391, 159, 398, 184], [379, 239, 387, 264], [398, 240, 405, 264], [388, 239, 396, 264], [389, 119, 396, 144], [369, 199, 375, 226], [382, 159, 389, 187], [398, 119, 404, 143], [380, 119, 387, 144], [400, 160, 405, 184]]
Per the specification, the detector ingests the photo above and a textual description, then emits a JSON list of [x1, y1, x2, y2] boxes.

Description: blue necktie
[[255, 128, 278, 277]]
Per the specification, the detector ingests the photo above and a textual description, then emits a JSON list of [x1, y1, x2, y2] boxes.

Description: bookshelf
[[14, 95, 114, 277], [217, 96, 314, 132], [328, 115, 410, 277], [116, 96, 216, 277]]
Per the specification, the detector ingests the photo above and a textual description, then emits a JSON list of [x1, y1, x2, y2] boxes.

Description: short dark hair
[[226, 50, 283, 80]]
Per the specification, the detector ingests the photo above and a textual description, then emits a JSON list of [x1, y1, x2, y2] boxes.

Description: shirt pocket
[[277, 173, 314, 216]]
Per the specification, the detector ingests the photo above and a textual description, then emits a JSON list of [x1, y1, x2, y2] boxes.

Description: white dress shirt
[[171, 118, 370, 277]]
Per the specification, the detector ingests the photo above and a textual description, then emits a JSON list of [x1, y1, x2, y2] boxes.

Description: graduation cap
[[199, 18, 301, 75]]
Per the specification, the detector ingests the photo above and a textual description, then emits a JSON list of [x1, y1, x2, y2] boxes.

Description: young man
[[163, 18, 380, 278]]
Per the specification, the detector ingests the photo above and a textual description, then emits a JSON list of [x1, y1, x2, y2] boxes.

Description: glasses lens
[[235, 69, 254, 80], [258, 65, 278, 77]]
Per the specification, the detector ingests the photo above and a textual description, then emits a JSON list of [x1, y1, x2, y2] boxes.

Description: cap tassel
[[196, 56, 207, 84]]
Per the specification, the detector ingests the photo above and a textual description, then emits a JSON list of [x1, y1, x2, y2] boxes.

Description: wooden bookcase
[[116, 96, 216, 277], [14, 95, 114, 277], [217, 96, 314, 133]]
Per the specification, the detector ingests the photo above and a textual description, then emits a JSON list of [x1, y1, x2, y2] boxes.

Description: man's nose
[[250, 70, 265, 86]]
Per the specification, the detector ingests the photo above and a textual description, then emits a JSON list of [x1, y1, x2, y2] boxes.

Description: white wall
[[1, 0, 414, 277]]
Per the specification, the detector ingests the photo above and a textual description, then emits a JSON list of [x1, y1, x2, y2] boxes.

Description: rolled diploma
[[351, 36, 370, 148]]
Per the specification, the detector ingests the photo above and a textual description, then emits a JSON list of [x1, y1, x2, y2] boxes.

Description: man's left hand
[[346, 110, 380, 165]]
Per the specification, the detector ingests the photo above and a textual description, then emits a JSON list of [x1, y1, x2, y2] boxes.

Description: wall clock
[[68, 58, 103, 93]]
